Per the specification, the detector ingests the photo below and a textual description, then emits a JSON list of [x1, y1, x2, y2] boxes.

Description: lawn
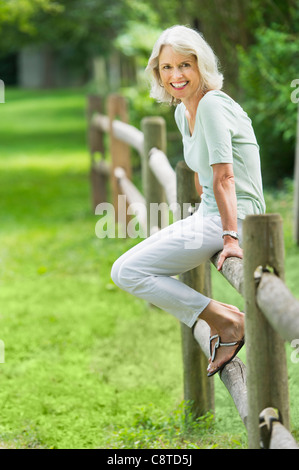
[[0, 87, 298, 449]]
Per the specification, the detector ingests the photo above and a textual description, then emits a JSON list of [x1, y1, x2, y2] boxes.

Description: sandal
[[207, 334, 245, 377]]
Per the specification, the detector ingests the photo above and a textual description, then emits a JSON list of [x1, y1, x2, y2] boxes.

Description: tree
[[0, 0, 133, 60], [0, 0, 62, 30]]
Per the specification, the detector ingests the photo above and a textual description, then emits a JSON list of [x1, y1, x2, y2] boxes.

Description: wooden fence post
[[87, 95, 108, 210], [293, 104, 299, 244], [259, 407, 299, 449], [176, 160, 214, 419], [243, 213, 290, 449], [141, 117, 167, 237], [108, 94, 131, 233]]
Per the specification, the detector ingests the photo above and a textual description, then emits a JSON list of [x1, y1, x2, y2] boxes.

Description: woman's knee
[[111, 258, 139, 291], [110, 259, 122, 287]]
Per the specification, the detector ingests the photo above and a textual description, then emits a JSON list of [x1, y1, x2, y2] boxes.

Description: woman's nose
[[172, 67, 183, 79]]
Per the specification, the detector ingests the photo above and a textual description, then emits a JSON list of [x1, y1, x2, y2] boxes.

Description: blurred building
[[0, 46, 136, 90], [18, 45, 88, 88]]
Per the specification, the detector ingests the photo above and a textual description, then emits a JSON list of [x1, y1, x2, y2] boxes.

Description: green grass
[[0, 87, 298, 449]]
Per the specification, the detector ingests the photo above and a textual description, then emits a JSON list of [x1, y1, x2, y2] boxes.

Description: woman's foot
[[200, 300, 245, 376]]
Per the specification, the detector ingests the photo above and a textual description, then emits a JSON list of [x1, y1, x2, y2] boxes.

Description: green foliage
[[120, 85, 173, 130], [0, 0, 62, 33], [238, 27, 299, 185], [0, 0, 132, 60], [0, 0, 63, 53], [103, 403, 221, 449], [28, 0, 128, 57], [114, 22, 162, 66], [263, 178, 294, 249]]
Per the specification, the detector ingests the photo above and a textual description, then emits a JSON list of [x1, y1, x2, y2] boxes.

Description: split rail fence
[[87, 93, 299, 450]]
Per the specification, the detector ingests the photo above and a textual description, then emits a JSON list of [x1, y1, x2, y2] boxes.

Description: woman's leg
[[111, 212, 242, 328]]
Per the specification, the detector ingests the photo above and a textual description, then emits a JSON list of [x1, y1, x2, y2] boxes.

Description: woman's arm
[[212, 162, 243, 271]]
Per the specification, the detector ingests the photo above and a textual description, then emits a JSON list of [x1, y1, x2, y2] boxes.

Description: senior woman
[[111, 25, 265, 377]]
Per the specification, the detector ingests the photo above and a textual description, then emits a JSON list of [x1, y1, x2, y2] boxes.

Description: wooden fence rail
[[87, 94, 299, 449], [259, 407, 299, 449], [91, 113, 144, 156], [114, 166, 147, 235]]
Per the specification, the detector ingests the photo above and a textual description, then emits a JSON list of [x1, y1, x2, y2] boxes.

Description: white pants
[[111, 208, 243, 328]]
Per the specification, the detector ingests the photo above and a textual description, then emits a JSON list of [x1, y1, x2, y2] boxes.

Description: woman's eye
[[182, 63, 190, 67]]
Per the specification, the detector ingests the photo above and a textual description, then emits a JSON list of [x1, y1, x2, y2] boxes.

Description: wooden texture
[[112, 120, 144, 156], [212, 248, 299, 344], [243, 214, 290, 449], [114, 167, 147, 235], [257, 272, 299, 343], [141, 117, 167, 236], [210, 253, 244, 295], [108, 94, 131, 226], [193, 319, 248, 426], [87, 95, 105, 158], [259, 407, 299, 449], [149, 148, 177, 208], [92, 113, 109, 133], [86, 96, 107, 209], [90, 161, 110, 210], [176, 160, 214, 418], [92, 114, 144, 156], [219, 357, 247, 427]]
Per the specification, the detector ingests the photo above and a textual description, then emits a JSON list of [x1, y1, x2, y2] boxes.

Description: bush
[[237, 27, 299, 186]]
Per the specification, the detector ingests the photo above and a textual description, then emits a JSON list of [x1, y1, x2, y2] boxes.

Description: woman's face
[[158, 45, 202, 104]]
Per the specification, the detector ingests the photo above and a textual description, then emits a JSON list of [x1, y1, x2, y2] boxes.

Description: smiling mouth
[[171, 81, 189, 90]]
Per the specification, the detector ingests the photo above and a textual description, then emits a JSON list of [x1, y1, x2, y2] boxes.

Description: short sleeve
[[198, 93, 237, 166]]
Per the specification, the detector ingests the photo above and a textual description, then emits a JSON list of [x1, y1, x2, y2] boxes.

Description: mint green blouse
[[174, 90, 266, 219]]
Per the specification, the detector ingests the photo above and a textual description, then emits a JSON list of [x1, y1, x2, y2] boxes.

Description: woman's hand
[[217, 239, 243, 271]]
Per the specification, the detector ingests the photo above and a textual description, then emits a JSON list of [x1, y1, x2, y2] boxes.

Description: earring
[[159, 81, 164, 88]]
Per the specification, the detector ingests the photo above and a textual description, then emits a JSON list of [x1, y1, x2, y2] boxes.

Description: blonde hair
[[145, 25, 223, 105]]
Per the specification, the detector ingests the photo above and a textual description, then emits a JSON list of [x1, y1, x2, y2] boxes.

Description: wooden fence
[[87, 93, 299, 450]]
